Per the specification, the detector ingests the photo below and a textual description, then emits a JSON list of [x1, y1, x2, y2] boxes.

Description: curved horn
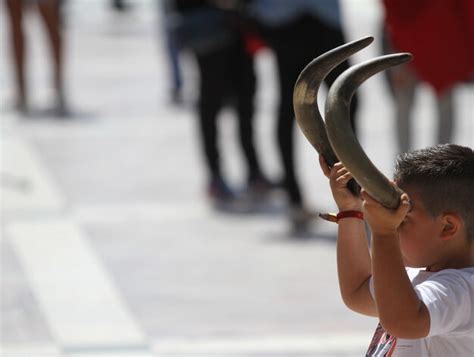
[[293, 36, 373, 167], [325, 53, 413, 209]]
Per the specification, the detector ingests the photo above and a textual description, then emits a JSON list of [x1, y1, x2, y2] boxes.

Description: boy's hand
[[361, 188, 411, 236], [319, 155, 362, 211]]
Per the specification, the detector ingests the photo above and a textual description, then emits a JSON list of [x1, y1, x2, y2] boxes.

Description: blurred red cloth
[[384, 0, 474, 95], [244, 32, 267, 56]]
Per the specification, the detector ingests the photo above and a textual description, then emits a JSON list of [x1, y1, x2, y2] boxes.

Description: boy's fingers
[[336, 172, 352, 183], [362, 190, 411, 217], [319, 157, 353, 188], [336, 167, 349, 176]]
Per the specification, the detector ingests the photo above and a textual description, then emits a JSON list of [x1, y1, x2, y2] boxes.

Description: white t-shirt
[[366, 267, 474, 356]]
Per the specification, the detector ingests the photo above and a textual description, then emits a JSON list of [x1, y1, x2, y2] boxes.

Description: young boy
[[319, 144, 474, 356]]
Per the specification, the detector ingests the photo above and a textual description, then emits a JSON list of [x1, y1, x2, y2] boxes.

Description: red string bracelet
[[336, 210, 364, 222], [319, 210, 364, 223]]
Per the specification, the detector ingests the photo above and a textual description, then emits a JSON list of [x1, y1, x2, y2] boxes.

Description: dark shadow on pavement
[[25, 108, 98, 121], [262, 229, 337, 244], [211, 194, 288, 217]]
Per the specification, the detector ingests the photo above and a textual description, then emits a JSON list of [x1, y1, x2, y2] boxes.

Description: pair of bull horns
[[293, 36, 412, 209]]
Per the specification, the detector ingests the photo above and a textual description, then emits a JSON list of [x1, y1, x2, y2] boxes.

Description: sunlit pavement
[[1, 1, 472, 356]]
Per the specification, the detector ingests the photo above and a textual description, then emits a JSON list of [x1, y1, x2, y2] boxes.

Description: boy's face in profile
[[397, 186, 445, 268]]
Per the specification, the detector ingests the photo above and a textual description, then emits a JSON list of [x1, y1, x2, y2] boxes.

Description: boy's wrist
[[337, 210, 364, 221], [337, 204, 363, 212]]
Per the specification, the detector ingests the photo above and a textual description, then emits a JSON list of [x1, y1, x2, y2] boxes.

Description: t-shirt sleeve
[[414, 270, 473, 337]]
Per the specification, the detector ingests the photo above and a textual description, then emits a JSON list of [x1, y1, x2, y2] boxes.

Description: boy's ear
[[440, 213, 462, 240]]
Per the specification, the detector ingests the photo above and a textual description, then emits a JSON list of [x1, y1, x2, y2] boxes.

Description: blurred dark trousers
[[260, 14, 358, 206], [194, 37, 261, 182]]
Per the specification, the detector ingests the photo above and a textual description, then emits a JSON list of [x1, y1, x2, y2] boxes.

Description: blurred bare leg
[[394, 81, 416, 153], [5, 0, 27, 112], [37, 0, 67, 114], [391, 68, 417, 154], [436, 90, 454, 144]]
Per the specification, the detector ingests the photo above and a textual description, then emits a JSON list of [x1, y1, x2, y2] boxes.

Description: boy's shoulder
[[410, 266, 474, 277], [408, 267, 474, 291], [427, 267, 474, 281], [409, 267, 474, 341]]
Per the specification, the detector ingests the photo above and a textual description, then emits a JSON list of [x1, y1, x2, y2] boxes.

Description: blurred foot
[[244, 175, 277, 201], [36, 102, 72, 119], [56, 93, 72, 117], [289, 205, 318, 235], [14, 98, 29, 116], [48, 94, 72, 118], [208, 176, 236, 203], [170, 88, 183, 105], [54, 104, 72, 119]]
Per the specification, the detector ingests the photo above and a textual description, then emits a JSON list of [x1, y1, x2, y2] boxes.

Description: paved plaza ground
[[1, 1, 473, 356]]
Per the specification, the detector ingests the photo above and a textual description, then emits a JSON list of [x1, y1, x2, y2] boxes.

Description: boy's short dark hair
[[394, 144, 474, 242]]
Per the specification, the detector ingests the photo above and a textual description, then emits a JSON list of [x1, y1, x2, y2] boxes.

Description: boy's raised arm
[[319, 156, 377, 317], [361, 189, 430, 338]]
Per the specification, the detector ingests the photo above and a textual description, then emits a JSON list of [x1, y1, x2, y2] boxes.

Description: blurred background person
[[382, 0, 474, 153], [249, 0, 359, 233], [382, 29, 455, 154], [170, 0, 272, 207], [161, 0, 184, 105], [4, 0, 69, 117]]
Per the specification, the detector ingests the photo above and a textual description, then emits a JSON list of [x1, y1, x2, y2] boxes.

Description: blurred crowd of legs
[[164, 0, 363, 233]]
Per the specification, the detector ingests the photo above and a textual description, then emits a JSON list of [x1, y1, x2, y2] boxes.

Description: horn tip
[[356, 36, 375, 47], [362, 35, 375, 43], [400, 52, 414, 62]]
